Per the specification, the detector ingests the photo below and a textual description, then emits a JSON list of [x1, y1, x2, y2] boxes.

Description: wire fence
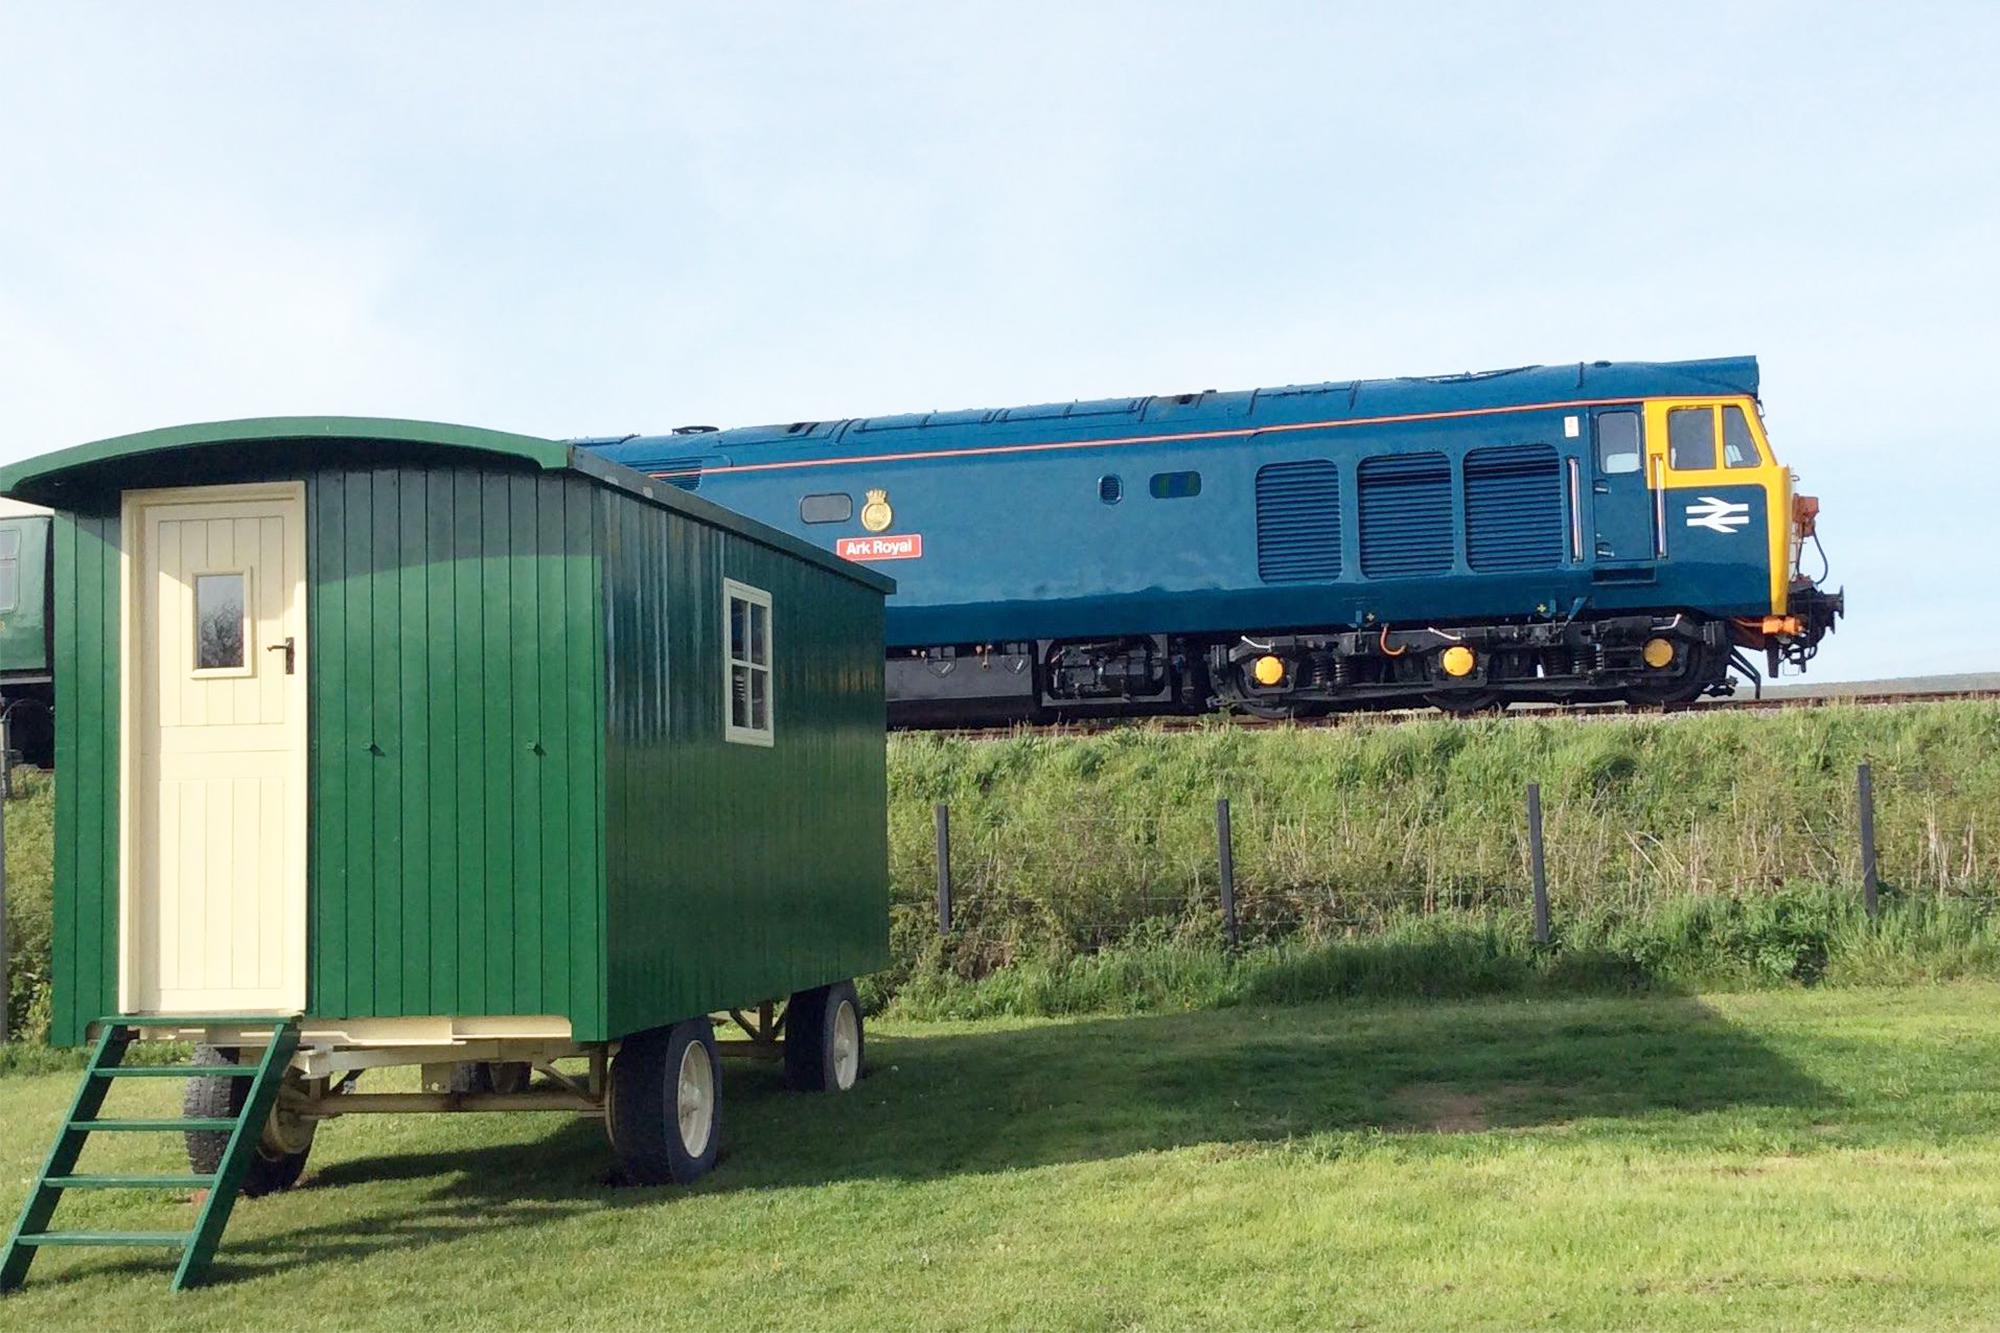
[[894, 762, 2000, 970]]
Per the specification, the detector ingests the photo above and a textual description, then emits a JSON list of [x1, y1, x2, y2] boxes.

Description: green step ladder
[[1, 1014, 300, 1293]]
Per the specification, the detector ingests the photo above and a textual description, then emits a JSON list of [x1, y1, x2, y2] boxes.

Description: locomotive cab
[[1633, 397, 1841, 677]]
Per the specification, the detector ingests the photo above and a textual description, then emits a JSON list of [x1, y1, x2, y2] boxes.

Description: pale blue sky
[[3, 4, 1995, 679]]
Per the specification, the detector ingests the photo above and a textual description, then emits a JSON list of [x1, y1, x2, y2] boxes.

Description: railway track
[[925, 686, 2000, 740]]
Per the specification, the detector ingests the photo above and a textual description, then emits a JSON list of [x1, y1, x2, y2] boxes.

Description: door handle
[[267, 636, 296, 675], [1592, 480, 1610, 494]]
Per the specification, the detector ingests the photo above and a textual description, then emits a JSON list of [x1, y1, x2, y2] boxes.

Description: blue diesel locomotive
[[582, 356, 1842, 724]]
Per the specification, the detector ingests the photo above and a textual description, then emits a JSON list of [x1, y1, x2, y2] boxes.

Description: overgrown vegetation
[[3, 767, 52, 1045], [878, 702, 2000, 1013]]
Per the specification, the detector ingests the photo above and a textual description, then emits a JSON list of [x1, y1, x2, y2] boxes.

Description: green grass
[[3, 983, 1999, 1329]]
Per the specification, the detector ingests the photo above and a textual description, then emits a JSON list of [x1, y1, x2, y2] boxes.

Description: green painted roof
[[0, 415, 572, 495], [0, 415, 894, 593]]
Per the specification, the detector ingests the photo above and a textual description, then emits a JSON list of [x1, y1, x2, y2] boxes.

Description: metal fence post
[[1527, 782, 1550, 945], [934, 802, 953, 936], [1858, 763, 1879, 919], [1216, 797, 1239, 950]]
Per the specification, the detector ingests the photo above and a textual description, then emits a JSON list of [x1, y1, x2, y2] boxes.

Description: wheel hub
[[675, 1041, 715, 1156], [831, 1000, 860, 1090]]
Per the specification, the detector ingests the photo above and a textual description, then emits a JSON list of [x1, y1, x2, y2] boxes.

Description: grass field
[[4, 983, 1999, 1331]]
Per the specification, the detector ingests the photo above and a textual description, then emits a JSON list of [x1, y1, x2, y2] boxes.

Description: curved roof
[[0, 415, 894, 593], [0, 416, 571, 501]]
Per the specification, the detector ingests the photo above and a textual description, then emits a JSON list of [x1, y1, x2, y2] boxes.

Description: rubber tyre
[[607, 1018, 721, 1186], [183, 1044, 314, 1197], [447, 1060, 532, 1095], [784, 980, 864, 1093]]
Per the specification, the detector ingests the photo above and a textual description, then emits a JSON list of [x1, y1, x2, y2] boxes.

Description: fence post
[[934, 802, 953, 936], [1215, 797, 1239, 950], [1527, 782, 1550, 945], [1857, 763, 1878, 919]]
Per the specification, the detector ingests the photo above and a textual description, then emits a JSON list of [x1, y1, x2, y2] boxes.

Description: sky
[[2, 3, 1995, 681]]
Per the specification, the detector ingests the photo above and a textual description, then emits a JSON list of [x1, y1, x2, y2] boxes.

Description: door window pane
[[1668, 407, 1717, 470], [1722, 405, 1760, 468], [195, 573, 246, 670], [1595, 411, 1641, 475]]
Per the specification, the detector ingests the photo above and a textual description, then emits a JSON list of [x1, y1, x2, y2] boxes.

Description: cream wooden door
[[122, 483, 307, 1015]]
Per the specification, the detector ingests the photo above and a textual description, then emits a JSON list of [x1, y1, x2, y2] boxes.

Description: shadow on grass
[[177, 986, 1831, 1279]]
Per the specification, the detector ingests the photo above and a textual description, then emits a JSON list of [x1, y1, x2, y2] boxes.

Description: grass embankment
[[881, 702, 2000, 1014], [5, 705, 2000, 1042], [2, 984, 1998, 1330]]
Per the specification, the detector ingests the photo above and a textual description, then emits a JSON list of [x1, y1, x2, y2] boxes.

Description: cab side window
[[1668, 407, 1717, 471], [1722, 406, 1761, 468], [1595, 411, 1642, 475]]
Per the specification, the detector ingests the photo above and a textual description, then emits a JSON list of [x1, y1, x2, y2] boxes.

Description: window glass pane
[[1149, 470, 1202, 499], [1098, 475, 1122, 504], [1668, 408, 1717, 470], [0, 527, 20, 610], [731, 663, 751, 728], [750, 671, 768, 730], [1722, 406, 1760, 468], [195, 573, 245, 670], [799, 493, 853, 524], [750, 603, 768, 666], [1595, 411, 1641, 475], [730, 597, 748, 661]]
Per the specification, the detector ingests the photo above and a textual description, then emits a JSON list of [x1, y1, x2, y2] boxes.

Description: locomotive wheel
[[1424, 691, 1506, 717], [1625, 643, 1725, 706], [1623, 678, 1711, 707]]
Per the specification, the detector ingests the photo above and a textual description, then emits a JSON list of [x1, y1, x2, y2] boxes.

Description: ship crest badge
[[860, 488, 893, 533]]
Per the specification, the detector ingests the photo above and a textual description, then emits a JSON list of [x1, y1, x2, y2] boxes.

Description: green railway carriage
[[0, 498, 54, 767], [0, 418, 894, 1292]]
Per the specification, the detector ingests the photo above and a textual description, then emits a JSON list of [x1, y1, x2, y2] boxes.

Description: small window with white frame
[[723, 578, 774, 746]]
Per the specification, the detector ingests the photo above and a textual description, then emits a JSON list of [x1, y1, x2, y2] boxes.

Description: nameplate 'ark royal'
[[838, 533, 923, 561]]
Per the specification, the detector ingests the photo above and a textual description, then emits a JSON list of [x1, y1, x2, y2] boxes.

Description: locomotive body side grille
[[1357, 452, 1453, 578], [1255, 460, 1343, 583], [1464, 443, 1564, 571]]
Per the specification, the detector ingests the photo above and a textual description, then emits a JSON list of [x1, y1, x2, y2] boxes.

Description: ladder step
[[91, 1066, 254, 1079], [15, 1231, 192, 1248], [73, 1117, 238, 1132], [45, 1174, 216, 1191]]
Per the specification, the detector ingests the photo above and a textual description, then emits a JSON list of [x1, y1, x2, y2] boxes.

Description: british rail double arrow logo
[[1684, 495, 1752, 534]]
